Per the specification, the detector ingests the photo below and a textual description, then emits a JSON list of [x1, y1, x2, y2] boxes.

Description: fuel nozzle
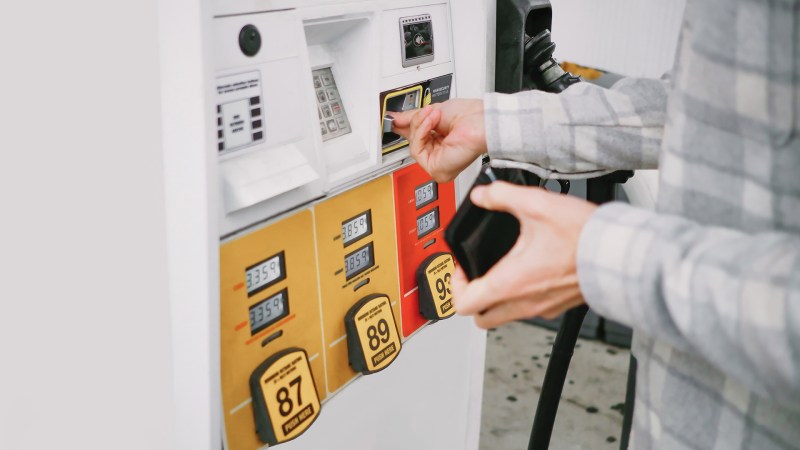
[[523, 29, 581, 93]]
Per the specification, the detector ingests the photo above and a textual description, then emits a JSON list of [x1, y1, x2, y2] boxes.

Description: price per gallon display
[[245, 251, 286, 297], [414, 180, 438, 209], [341, 210, 372, 246], [345, 294, 402, 374], [250, 348, 321, 445], [416, 207, 440, 239], [417, 252, 456, 320]]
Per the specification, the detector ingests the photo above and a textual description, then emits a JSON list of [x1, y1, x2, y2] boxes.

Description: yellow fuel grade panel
[[220, 209, 325, 450], [314, 175, 402, 393]]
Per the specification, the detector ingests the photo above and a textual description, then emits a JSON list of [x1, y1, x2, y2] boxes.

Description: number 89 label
[[250, 348, 321, 445], [345, 294, 402, 374]]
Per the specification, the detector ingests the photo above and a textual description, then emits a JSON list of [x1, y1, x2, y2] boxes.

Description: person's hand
[[450, 181, 597, 329], [390, 99, 486, 183]]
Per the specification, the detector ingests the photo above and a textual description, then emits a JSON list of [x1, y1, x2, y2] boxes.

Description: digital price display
[[246, 252, 286, 297], [345, 242, 375, 280], [249, 289, 290, 335], [414, 180, 438, 209], [341, 210, 372, 247], [416, 207, 440, 239], [400, 14, 434, 67]]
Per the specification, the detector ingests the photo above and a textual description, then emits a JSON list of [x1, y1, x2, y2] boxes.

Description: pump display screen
[[342, 210, 372, 246], [415, 181, 438, 209], [345, 242, 375, 280], [249, 289, 289, 335], [401, 15, 434, 67], [417, 207, 440, 238], [246, 252, 286, 296]]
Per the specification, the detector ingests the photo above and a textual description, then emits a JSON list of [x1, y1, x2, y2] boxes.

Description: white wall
[[0, 2, 175, 450], [550, 0, 686, 78]]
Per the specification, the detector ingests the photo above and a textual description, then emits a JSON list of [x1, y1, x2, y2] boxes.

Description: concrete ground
[[479, 321, 631, 450]]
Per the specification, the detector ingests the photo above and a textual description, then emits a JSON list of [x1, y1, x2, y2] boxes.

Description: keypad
[[312, 67, 352, 141]]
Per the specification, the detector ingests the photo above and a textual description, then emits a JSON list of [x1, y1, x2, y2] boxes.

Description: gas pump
[[204, 2, 491, 449]]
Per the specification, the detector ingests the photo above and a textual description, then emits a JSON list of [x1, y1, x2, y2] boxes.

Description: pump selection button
[[238, 24, 262, 57], [345, 294, 402, 374], [250, 348, 321, 445], [417, 252, 456, 320]]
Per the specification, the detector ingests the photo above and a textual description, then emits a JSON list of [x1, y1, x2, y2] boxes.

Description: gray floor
[[479, 322, 631, 450]]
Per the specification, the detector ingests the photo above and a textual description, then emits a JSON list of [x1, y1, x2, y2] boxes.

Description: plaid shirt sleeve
[[578, 202, 800, 408], [484, 77, 668, 178]]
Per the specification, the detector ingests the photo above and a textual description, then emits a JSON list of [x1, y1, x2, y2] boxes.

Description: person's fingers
[[408, 108, 439, 161], [472, 291, 583, 329], [389, 109, 417, 130], [470, 182, 556, 220], [451, 266, 468, 297]]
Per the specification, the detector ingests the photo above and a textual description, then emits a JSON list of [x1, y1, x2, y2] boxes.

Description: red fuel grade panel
[[393, 163, 457, 337]]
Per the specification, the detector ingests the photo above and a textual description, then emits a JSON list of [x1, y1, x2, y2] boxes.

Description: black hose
[[527, 304, 589, 450]]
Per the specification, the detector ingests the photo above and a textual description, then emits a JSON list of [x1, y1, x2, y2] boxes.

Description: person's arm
[[485, 77, 668, 178], [578, 202, 800, 408]]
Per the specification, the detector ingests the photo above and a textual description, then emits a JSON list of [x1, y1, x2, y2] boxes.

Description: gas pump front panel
[[313, 175, 402, 393], [220, 210, 325, 450], [215, 2, 463, 447], [393, 163, 457, 337]]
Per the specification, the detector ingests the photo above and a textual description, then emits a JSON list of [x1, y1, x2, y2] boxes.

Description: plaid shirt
[[484, 0, 800, 448]]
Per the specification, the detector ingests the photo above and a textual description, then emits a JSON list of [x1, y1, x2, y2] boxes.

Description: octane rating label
[[258, 350, 320, 443], [424, 253, 455, 318], [353, 296, 401, 371]]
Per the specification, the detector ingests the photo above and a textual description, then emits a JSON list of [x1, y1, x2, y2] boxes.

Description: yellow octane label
[[425, 254, 455, 318], [260, 350, 320, 443], [354, 296, 401, 371]]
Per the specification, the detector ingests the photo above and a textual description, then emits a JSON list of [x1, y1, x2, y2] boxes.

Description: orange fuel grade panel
[[393, 163, 456, 337], [220, 210, 325, 450], [314, 175, 402, 393]]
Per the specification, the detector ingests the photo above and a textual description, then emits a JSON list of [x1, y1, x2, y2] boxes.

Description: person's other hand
[[390, 99, 486, 183], [450, 181, 597, 329]]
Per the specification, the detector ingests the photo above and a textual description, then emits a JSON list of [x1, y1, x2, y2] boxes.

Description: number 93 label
[[345, 294, 402, 374], [250, 348, 321, 445], [417, 252, 456, 320]]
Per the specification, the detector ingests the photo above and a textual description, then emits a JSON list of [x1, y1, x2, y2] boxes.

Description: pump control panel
[[315, 175, 402, 393], [220, 210, 326, 450], [393, 163, 457, 336], [213, 3, 471, 448]]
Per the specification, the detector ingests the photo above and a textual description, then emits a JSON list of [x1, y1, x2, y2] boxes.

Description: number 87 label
[[345, 294, 402, 374], [250, 348, 321, 445]]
